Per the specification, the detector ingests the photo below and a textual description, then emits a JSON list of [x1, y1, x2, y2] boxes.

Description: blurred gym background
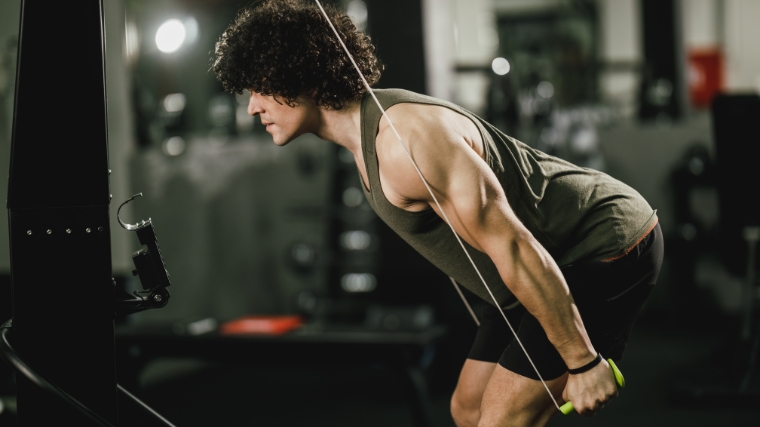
[[1, 0, 760, 425]]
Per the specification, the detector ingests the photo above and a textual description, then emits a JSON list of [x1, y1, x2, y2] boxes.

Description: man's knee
[[475, 365, 566, 427], [451, 359, 497, 427], [451, 387, 482, 427]]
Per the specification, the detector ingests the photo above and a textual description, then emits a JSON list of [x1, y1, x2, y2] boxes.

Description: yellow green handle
[[560, 359, 625, 415]]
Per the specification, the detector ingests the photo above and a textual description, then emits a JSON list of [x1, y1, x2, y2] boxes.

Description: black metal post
[[7, 0, 116, 425]]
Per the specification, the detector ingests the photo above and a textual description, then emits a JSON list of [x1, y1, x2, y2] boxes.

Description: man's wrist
[[556, 336, 596, 368], [568, 352, 602, 374]]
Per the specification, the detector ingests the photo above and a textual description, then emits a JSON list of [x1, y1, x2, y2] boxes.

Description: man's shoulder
[[372, 89, 472, 163], [377, 103, 455, 157], [385, 100, 456, 128]]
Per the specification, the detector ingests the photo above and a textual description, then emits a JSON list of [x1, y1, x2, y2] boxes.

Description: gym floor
[[0, 281, 758, 426], [120, 317, 759, 427]]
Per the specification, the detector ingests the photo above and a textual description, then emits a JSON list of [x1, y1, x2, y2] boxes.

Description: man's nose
[[248, 96, 261, 116]]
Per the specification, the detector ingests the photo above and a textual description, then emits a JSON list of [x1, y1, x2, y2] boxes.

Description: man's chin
[[271, 134, 292, 146], [270, 129, 302, 146]]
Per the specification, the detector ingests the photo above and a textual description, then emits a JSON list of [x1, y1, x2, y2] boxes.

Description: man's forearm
[[499, 235, 596, 368]]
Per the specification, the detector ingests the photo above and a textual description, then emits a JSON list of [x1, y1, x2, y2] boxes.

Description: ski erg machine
[[4, 0, 172, 425]]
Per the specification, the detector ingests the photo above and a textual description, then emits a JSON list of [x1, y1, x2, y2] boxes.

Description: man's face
[[247, 91, 316, 145]]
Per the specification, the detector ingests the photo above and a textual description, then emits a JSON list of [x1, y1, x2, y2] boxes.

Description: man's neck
[[312, 99, 363, 155]]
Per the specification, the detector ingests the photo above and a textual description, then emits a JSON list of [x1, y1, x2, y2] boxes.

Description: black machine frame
[[4, 0, 174, 425]]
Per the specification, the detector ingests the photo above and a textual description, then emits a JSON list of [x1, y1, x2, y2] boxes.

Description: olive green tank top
[[360, 89, 658, 308]]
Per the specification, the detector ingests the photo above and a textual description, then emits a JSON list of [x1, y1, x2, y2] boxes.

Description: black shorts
[[467, 222, 663, 381]]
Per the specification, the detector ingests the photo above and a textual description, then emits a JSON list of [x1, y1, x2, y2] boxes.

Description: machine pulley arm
[[114, 193, 172, 317]]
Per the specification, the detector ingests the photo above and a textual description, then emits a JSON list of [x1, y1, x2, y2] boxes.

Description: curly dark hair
[[212, 0, 383, 110]]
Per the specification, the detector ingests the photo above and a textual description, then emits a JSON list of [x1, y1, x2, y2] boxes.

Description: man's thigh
[[479, 364, 567, 427]]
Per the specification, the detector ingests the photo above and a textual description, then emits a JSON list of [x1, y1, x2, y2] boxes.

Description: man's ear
[[301, 90, 322, 107]]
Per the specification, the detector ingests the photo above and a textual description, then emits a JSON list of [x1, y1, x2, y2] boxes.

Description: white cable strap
[[313, 0, 560, 410], [449, 277, 480, 326]]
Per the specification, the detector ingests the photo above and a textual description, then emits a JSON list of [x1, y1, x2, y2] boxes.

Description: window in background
[[495, 2, 599, 127], [487, 1, 606, 171]]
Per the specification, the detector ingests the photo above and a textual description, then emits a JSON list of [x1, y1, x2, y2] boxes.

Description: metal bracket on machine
[[114, 193, 172, 316]]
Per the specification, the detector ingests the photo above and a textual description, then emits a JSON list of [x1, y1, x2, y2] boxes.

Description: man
[[212, 1, 663, 426]]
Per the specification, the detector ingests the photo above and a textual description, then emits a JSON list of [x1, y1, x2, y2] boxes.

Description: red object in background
[[220, 315, 303, 336], [688, 48, 724, 108]]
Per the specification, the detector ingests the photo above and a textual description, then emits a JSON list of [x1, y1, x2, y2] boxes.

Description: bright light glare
[[163, 93, 187, 112], [346, 1, 368, 30], [491, 57, 510, 75], [537, 81, 554, 99], [156, 19, 186, 53], [341, 273, 377, 293], [163, 136, 186, 156], [340, 231, 371, 250]]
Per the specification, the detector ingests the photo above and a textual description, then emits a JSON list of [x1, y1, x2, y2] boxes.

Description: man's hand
[[562, 359, 619, 416]]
